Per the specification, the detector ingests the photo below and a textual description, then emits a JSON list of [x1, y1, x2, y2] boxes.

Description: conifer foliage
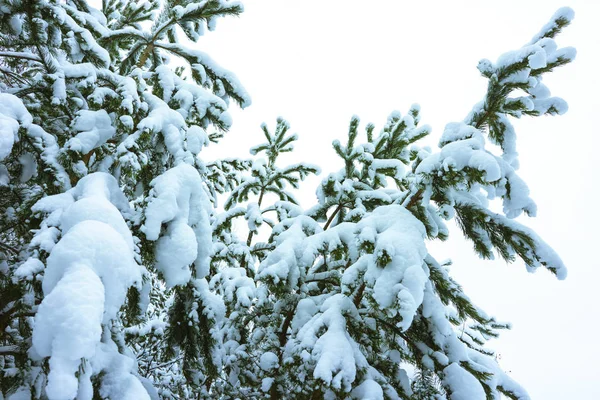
[[0, 2, 575, 399]]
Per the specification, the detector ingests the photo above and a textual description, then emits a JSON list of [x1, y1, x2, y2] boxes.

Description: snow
[[258, 215, 323, 287], [34, 264, 105, 400], [152, 41, 251, 108], [124, 317, 167, 338], [32, 193, 74, 214], [153, 60, 238, 135], [0, 93, 31, 161], [0, 164, 9, 185], [67, 110, 116, 154], [71, 172, 131, 213], [369, 159, 406, 180], [210, 267, 255, 309], [0, 115, 18, 161], [30, 225, 60, 254], [142, 164, 213, 285], [443, 363, 486, 400], [245, 202, 263, 232], [23, 122, 70, 188], [467, 351, 530, 399], [31, 173, 143, 399], [186, 125, 208, 154], [14, 258, 45, 280], [6, 389, 31, 400], [501, 169, 536, 218], [259, 352, 278, 371], [418, 123, 502, 182], [191, 277, 226, 321], [92, 340, 150, 400], [138, 93, 193, 165], [155, 221, 197, 286], [494, 213, 567, 279], [42, 220, 138, 322], [261, 377, 275, 392], [350, 379, 384, 400], [438, 122, 478, 147], [8, 14, 23, 35], [357, 205, 428, 329], [532, 97, 568, 115], [528, 49, 547, 69], [18, 152, 37, 182], [60, 197, 133, 250], [292, 294, 367, 392], [292, 298, 319, 332], [528, 7, 574, 45]]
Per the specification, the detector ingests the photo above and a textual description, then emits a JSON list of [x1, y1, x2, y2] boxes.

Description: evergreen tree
[[204, 7, 575, 400], [0, 2, 576, 400], [0, 0, 249, 398]]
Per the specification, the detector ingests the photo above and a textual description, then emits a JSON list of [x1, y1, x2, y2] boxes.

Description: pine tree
[[0, 2, 576, 400], [204, 7, 575, 400], [0, 0, 249, 398]]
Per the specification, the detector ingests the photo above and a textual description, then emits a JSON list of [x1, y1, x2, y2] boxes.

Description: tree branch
[[0, 51, 42, 62], [324, 203, 343, 230], [0, 241, 19, 255]]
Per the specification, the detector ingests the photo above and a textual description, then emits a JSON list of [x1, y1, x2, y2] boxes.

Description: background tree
[[211, 7, 575, 400]]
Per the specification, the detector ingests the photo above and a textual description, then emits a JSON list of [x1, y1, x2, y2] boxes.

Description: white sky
[[198, 1, 600, 398]]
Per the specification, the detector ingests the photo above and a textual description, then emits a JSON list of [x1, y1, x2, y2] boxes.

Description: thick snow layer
[[14, 258, 44, 279], [32, 173, 143, 399], [138, 93, 193, 165], [143, 164, 205, 239], [75, 172, 129, 209], [186, 125, 208, 154], [33, 264, 104, 400], [210, 267, 255, 309], [192, 277, 226, 321], [67, 110, 115, 154], [6, 388, 31, 400], [259, 352, 278, 371], [419, 124, 501, 182], [32, 192, 74, 215], [369, 158, 406, 180], [292, 294, 368, 392], [263, 204, 430, 389], [257, 216, 318, 288], [292, 298, 319, 332], [155, 221, 197, 285], [92, 341, 150, 400], [60, 196, 134, 251], [0, 93, 30, 161], [0, 94, 67, 187], [354, 205, 428, 330], [501, 169, 536, 218], [528, 49, 547, 69], [42, 220, 138, 322], [142, 164, 213, 285], [350, 379, 384, 400], [443, 363, 486, 400]]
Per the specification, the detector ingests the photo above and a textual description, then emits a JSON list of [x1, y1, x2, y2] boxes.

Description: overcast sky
[[198, 1, 600, 398]]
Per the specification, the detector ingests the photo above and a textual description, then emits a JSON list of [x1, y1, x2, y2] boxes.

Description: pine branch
[[0, 51, 42, 62]]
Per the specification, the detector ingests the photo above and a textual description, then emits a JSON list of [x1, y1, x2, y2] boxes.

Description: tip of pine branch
[[553, 7, 575, 24], [529, 7, 575, 45]]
